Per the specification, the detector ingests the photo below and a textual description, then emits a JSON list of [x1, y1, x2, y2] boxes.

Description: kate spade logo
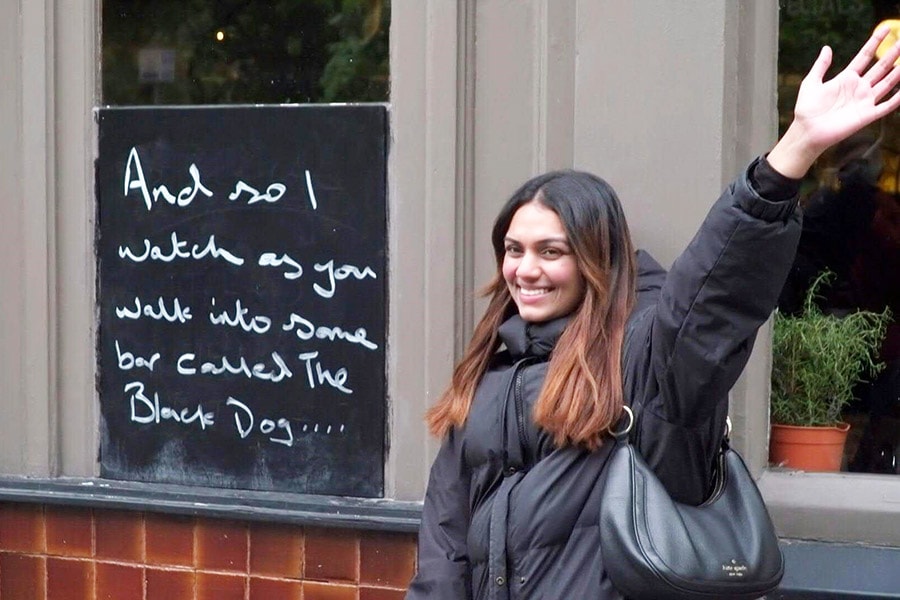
[[722, 559, 748, 577]]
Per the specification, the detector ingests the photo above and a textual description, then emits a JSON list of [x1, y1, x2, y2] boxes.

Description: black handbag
[[599, 406, 785, 600]]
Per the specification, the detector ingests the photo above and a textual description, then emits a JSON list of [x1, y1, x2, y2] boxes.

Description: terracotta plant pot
[[769, 422, 851, 472]]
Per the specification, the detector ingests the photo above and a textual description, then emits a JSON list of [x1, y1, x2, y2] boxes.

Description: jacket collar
[[496, 250, 664, 360], [498, 314, 569, 359]]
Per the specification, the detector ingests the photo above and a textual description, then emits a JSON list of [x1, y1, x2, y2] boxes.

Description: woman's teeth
[[519, 288, 549, 296]]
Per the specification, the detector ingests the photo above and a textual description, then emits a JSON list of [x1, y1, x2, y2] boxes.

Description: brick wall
[[0, 502, 417, 599]]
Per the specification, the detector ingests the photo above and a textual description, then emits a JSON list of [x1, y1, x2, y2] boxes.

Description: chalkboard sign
[[96, 106, 387, 497]]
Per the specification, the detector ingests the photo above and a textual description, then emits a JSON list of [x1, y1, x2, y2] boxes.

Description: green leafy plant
[[771, 270, 891, 427]]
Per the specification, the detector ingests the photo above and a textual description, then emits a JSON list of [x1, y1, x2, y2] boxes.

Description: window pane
[[102, 0, 389, 105], [776, 0, 900, 475]]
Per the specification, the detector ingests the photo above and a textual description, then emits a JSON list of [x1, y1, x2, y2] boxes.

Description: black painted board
[[96, 105, 387, 497]]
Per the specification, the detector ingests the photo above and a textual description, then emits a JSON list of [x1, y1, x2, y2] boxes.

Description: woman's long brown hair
[[426, 170, 637, 449]]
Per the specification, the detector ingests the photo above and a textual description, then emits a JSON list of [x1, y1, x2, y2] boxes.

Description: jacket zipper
[[513, 359, 535, 468]]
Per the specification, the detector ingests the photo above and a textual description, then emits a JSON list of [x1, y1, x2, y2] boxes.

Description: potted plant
[[769, 270, 891, 471]]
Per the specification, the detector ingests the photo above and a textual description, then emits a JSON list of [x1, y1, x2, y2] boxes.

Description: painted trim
[[0, 477, 422, 533]]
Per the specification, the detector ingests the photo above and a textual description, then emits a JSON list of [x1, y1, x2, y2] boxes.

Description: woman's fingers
[[805, 46, 833, 84], [864, 41, 900, 87], [872, 63, 900, 102], [871, 70, 900, 121], [847, 26, 891, 74]]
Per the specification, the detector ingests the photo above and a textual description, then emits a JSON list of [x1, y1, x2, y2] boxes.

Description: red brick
[[249, 576, 302, 600], [304, 527, 358, 582], [249, 521, 303, 578], [146, 512, 194, 567], [197, 571, 246, 600], [146, 567, 194, 600], [0, 503, 45, 553], [95, 509, 143, 562], [46, 505, 93, 558], [96, 562, 143, 600], [47, 557, 93, 600], [360, 587, 408, 600], [359, 531, 417, 588], [196, 517, 248, 572], [0, 553, 46, 599]]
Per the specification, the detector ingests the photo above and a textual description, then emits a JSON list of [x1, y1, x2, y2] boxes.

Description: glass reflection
[[102, 0, 389, 105]]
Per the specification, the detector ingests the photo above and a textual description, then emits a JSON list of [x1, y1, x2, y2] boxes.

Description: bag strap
[[611, 404, 732, 501], [611, 404, 732, 447]]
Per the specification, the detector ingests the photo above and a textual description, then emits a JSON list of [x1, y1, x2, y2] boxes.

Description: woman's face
[[502, 201, 585, 322]]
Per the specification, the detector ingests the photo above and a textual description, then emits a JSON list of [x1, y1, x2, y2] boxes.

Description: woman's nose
[[516, 252, 541, 278]]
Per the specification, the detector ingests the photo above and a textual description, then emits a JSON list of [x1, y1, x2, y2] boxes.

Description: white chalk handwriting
[[313, 260, 377, 298], [258, 252, 303, 280], [297, 351, 352, 394], [228, 180, 286, 205], [124, 147, 213, 211], [282, 312, 377, 350], [226, 397, 294, 447], [126, 381, 215, 430], [121, 149, 324, 211], [116, 341, 160, 372], [111, 148, 383, 453], [305, 170, 318, 210], [125, 382, 346, 445], [177, 350, 292, 383], [118, 232, 245, 266], [209, 298, 272, 334], [115, 296, 192, 323]]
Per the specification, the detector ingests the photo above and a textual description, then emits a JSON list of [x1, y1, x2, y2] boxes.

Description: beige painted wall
[[0, 0, 97, 477]]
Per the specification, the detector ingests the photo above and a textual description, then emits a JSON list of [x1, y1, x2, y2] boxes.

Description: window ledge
[[758, 469, 900, 546], [0, 476, 423, 533], [776, 539, 900, 599]]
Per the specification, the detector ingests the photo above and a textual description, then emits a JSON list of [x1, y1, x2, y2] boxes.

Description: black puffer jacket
[[406, 158, 802, 599]]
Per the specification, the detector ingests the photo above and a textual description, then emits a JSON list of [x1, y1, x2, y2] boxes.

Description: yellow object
[[875, 19, 900, 63]]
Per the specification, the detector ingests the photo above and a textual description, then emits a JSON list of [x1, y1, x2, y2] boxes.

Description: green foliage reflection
[[102, 0, 389, 105]]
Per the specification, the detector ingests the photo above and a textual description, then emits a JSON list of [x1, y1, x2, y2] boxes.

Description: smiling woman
[[408, 26, 900, 598]]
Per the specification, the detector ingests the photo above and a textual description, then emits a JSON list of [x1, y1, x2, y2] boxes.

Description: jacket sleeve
[[406, 427, 472, 599], [625, 156, 802, 504]]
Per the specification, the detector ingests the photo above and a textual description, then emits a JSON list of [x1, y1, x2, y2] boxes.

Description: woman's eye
[[505, 246, 522, 256], [541, 248, 562, 258]]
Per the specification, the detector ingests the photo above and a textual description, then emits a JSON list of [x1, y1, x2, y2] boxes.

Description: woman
[[407, 30, 900, 599]]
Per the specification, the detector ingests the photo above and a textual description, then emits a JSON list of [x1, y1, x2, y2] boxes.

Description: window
[[95, 0, 393, 497], [777, 0, 900, 475], [102, 0, 389, 105]]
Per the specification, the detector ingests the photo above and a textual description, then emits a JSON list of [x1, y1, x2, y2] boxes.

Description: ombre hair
[[426, 170, 637, 450]]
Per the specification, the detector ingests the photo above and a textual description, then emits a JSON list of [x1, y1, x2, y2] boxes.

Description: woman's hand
[[768, 26, 900, 179]]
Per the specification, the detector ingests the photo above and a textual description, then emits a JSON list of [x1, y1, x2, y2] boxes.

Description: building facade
[[0, 1, 898, 598]]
